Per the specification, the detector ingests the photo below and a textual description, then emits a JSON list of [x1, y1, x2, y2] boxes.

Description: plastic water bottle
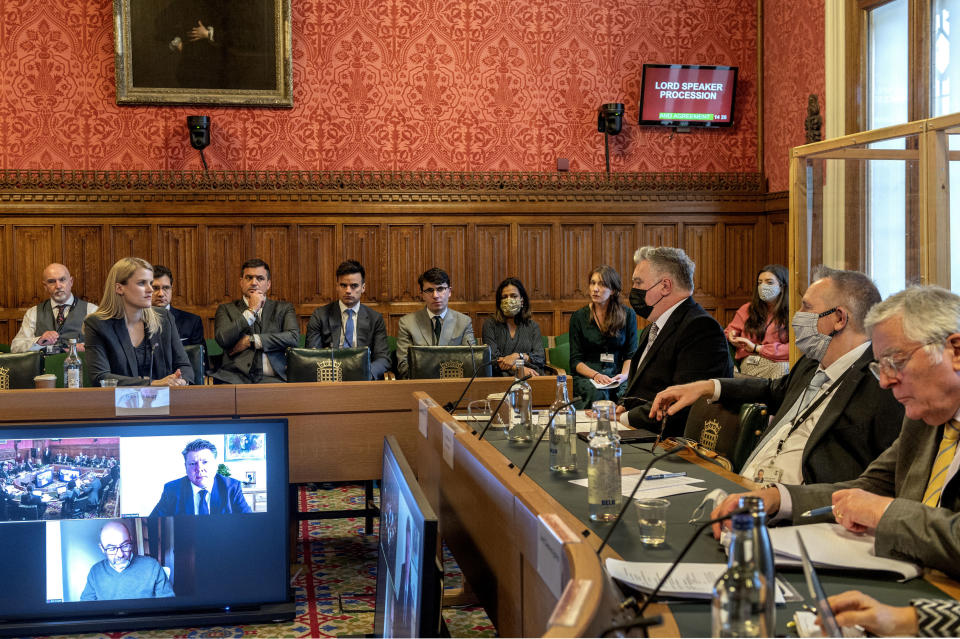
[[507, 357, 534, 442], [64, 339, 82, 388], [738, 496, 776, 633], [549, 375, 577, 472], [587, 400, 621, 521], [711, 512, 770, 637]]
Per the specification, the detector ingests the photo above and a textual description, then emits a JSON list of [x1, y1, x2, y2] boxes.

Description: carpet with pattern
[[28, 483, 496, 639]]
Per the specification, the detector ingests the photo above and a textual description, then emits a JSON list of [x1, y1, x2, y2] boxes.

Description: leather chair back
[[407, 345, 492, 379], [683, 398, 768, 473], [0, 352, 44, 389], [18, 504, 39, 521], [183, 344, 206, 386], [286, 347, 371, 382]]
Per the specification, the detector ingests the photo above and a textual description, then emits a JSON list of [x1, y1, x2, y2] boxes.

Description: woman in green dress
[[568, 265, 638, 408]]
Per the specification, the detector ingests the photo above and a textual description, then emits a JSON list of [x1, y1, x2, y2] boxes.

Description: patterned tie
[[55, 304, 66, 329], [795, 369, 830, 417], [647, 322, 659, 346], [922, 421, 960, 507], [432, 316, 442, 345], [198, 489, 209, 515], [344, 308, 355, 347]]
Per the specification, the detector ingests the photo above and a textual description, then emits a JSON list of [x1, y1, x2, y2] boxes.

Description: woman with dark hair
[[725, 264, 790, 378], [482, 278, 546, 376], [569, 265, 638, 407]]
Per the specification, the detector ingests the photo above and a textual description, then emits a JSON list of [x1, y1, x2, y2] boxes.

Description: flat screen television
[[34, 469, 53, 488], [638, 63, 738, 128], [59, 468, 79, 482], [0, 419, 293, 636], [374, 435, 441, 638]]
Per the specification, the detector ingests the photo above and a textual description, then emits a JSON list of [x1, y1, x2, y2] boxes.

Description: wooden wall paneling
[[67, 225, 107, 303], [518, 225, 552, 300], [387, 225, 424, 302], [156, 226, 201, 306], [769, 215, 788, 268], [530, 311, 554, 338], [253, 225, 293, 302], [298, 225, 337, 306], [109, 225, 151, 265], [432, 225, 469, 299], [723, 222, 758, 297], [475, 225, 510, 300], [559, 224, 593, 300], [13, 225, 55, 307], [641, 223, 678, 249], [684, 224, 720, 297], [343, 225, 381, 301], [206, 226, 247, 302], [601, 224, 636, 287]]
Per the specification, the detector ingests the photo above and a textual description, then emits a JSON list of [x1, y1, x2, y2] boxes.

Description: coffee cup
[[34, 374, 57, 389]]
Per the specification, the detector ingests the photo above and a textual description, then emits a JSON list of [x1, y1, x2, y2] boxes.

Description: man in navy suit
[[151, 265, 204, 346], [305, 260, 391, 379], [150, 438, 252, 516]]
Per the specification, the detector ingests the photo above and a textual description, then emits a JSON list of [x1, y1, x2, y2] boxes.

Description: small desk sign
[[537, 513, 580, 598], [442, 423, 457, 469], [418, 397, 436, 438], [115, 387, 170, 416]]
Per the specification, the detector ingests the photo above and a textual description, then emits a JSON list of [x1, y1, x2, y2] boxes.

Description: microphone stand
[[476, 373, 533, 439], [444, 348, 491, 413], [516, 397, 581, 476]]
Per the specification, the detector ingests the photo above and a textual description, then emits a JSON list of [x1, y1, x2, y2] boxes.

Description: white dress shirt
[[10, 295, 99, 353], [339, 301, 361, 347]]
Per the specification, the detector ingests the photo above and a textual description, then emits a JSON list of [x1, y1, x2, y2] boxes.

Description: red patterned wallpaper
[[763, 0, 825, 192], [0, 0, 758, 173]]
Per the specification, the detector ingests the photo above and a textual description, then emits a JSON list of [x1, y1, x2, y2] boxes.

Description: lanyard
[[772, 366, 854, 457]]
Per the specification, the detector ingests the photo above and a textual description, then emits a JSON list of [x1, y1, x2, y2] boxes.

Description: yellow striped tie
[[922, 421, 960, 507]]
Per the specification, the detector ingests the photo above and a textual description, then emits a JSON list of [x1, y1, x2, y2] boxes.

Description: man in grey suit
[[211, 258, 299, 384], [709, 286, 960, 579], [396, 267, 475, 378], [305, 260, 391, 379], [649, 267, 903, 486]]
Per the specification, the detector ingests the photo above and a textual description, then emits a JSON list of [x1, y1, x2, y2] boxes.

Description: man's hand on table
[[709, 486, 781, 538]]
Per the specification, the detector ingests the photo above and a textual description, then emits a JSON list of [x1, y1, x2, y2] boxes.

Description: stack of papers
[[769, 523, 921, 581], [568, 466, 706, 499], [605, 559, 791, 603]]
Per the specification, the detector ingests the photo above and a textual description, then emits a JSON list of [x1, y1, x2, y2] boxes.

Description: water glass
[[100, 379, 119, 388], [635, 498, 670, 546], [467, 399, 490, 423]]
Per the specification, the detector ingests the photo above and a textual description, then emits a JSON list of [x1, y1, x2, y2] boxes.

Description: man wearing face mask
[[617, 246, 733, 436], [649, 266, 903, 486]]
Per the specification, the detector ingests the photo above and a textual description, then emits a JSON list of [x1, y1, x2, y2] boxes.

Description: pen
[[800, 505, 835, 518], [644, 472, 686, 480]]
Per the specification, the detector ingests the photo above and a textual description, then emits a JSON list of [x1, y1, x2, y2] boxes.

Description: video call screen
[[0, 419, 289, 624]]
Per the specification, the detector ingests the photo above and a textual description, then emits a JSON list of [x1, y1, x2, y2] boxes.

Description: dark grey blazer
[[212, 298, 299, 383], [787, 418, 960, 579], [305, 301, 391, 379], [395, 308, 475, 378], [720, 349, 903, 484], [83, 308, 193, 386]]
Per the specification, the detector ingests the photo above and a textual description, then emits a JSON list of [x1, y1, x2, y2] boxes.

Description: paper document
[[568, 467, 706, 499], [769, 523, 921, 581], [793, 611, 866, 638], [589, 378, 622, 389], [607, 558, 791, 603]]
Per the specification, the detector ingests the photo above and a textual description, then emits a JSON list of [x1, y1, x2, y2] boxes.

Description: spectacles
[[421, 286, 449, 295], [103, 541, 133, 554], [868, 341, 937, 381]]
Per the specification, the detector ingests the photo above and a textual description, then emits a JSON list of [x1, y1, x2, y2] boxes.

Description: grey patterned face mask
[[758, 282, 780, 302], [792, 308, 840, 361], [500, 297, 522, 317]]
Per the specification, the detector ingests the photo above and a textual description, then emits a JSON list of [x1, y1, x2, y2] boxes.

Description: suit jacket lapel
[[111, 318, 139, 376], [355, 305, 370, 346], [180, 478, 195, 515], [631, 299, 690, 380], [325, 301, 343, 346], [416, 309, 434, 345], [210, 477, 223, 513], [801, 350, 871, 466], [439, 311, 456, 345]]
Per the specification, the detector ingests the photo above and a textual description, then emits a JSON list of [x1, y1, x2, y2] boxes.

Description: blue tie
[[344, 308, 355, 347], [198, 489, 209, 515]]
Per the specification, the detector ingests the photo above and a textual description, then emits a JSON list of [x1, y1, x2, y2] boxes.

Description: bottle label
[[66, 369, 81, 388]]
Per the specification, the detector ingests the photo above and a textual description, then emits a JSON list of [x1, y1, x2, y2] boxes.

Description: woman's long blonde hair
[[95, 257, 161, 336]]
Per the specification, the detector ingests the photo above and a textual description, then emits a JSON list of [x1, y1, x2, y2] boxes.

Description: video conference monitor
[[0, 419, 293, 637], [638, 63, 738, 128], [374, 435, 441, 638], [60, 469, 79, 482], [34, 469, 53, 488]]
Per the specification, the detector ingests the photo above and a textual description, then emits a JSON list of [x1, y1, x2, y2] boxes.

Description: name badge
[[600, 353, 615, 364], [753, 463, 783, 486]]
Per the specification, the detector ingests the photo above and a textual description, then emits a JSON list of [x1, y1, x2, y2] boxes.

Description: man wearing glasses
[[649, 266, 903, 486], [80, 520, 174, 601], [395, 267, 476, 378], [706, 285, 960, 580]]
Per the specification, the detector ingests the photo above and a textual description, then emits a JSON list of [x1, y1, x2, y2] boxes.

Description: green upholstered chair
[[545, 342, 570, 375], [43, 352, 93, 388], [0, 344, 10, 353], [554, 332, 569, 346], [682, 398, 768, 473], [286, 347, 371, 382], [0, 352, 44, 389], [182, 344, 206, 386]]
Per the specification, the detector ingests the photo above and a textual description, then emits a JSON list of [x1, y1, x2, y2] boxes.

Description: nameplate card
[[115, 387, 170, 416], [418, 397, 437, 438], [536, 513, 580, 598], [442, 422, 457, 469]]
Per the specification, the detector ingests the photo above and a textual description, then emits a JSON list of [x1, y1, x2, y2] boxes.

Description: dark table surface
[[484, 428, 948, 637]]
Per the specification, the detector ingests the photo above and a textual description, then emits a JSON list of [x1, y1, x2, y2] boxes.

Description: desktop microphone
[[517, 396, 581, 476], [595, 443, 685, 555], [476, 373, 534, 440], [444, 347, 492, 413], [147, 342, 158, 383]]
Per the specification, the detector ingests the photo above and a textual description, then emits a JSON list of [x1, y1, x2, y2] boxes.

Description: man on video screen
[[80, 521, 174, 600], [150, 438, 252, 516]]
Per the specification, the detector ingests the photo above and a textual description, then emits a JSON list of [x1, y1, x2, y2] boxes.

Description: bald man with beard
[[80, 521, 174, 601], [11, 263, 98, 353]]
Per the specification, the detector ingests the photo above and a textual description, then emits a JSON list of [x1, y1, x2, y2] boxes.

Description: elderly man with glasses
[[704, 285, 960, 580]]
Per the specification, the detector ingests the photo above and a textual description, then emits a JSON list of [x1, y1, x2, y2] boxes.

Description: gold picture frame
[[113, 0, 293, 107]]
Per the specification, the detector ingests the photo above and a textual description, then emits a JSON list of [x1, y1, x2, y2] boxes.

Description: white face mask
[[758, 282, 780, 302], [500, 297, 523, 317]]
